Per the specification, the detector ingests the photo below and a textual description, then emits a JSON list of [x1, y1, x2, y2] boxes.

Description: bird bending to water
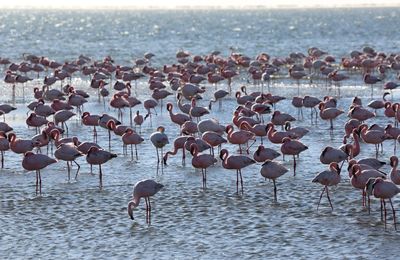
[[127, 179, 164, 224]]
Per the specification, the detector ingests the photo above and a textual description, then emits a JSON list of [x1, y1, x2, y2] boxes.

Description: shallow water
[[1, 7, 400, 259]]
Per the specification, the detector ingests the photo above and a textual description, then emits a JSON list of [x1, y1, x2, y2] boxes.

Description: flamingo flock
[[2, 46, 400, 228]]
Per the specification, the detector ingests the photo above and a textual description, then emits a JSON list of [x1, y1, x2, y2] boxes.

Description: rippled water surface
[[1, 7, 400, 259]]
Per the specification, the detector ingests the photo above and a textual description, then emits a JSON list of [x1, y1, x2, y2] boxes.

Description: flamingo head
[[390, 156, 399, 168], [255, 145, 264, 156], [127, 200, 137, 220], [329, 162, 341, 174], [157, 126, 166, 133], [189, 143, 198, 156], [219, 149, 228, 160], [225, 125, 233, 134], [166, 103, 173, 111], [81, 111, 90, 119]]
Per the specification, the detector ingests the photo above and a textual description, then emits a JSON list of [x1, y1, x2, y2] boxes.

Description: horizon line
[[2, 3, 400, 10]]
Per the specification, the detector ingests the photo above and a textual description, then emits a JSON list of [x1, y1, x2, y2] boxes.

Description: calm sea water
[[1, 7, 400, 259]]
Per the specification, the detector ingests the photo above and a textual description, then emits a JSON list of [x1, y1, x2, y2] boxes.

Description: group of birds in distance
[[1, 45, 400, 227]]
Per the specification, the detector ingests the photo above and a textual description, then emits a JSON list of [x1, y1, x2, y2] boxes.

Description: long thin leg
[[39, 170, 42, 195], [99, 164, 103, 190], [326, 186, 333, 211], [236, 170, 239, 194], [381, 199, 384, 221], [389, 198, 397, 231], [67, 161, 70, 182], [35, 170, 39, 195], [383, 199, 387, 230], [135, 145, 138, 160], [273, 179, 277, 202], [73, 160, 81, 180], [317, 186, 325, 211], [239, 169, 243, 193], [293, 155, 296, 176]]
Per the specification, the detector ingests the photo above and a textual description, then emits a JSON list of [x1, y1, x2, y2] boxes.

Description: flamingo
[[208, 89, 229, 110], [122, 128, 144, 160], [189, 98, 209, 122], [81, 112, 100, 142], [133, 111, 144, 133], [127, 179, 164, 224], [318, 102, 344, 131], [312, 162, 341, 211], [166, 102, 190, 126], [0, 131, 9, 168], [163, 136, 188, 166], [365, 177, 400, 230], [201, 131, 227, 156], [350, 164, 386, 211], [22, 151, 57, 195], [280, 137, 308, 175], [150, 126, 169, 173], [8, 133, 39, 154], [54, 109, 76, 134], [225, 124, 255, 154], [86, 146, 117, 189], [54, 143, 83, 181], [220, 149, 256, 193], [390, 156, 400, 185], [190, 143, 217, 188], [260, 160, 288, 201]]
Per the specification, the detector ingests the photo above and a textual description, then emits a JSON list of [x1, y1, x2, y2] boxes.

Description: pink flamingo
[[122, 128, 144, 160], [166, 102, 190, 126], [0, 131, 9, 168], [260, 160, 288, 201], [271, 111, 296, 127], [312, 162, 341, 210], [26, 112, 48, 133], [189, 98, 209, 122], [143, 98, 158, 126], [22, 151, 57, 195], [54, 109, 76, 134], [365, 177, 400, 230], [133, 111, 144, 133], [358, 124, 389, 156], [350, 164, 386, 211], [280, 137, 308, 175], [364, 73, 382, 98], [150, 126, 169, 173], [303, 95, 321, 124], [220, 149, 256, 193], [163, 136, 189, 165], [127, 179, 164, 223], [208, 89, 229, 110], [54, 143, 83, 181], [86, 146, 117, 189], [201, 131, 227, 156], [266, 123, 294, 144], [225, 124, 255, 154], [190, 143, 217, 188], [8, 133, 39, 154], [253, 145, 280, 162], [240, 121, 268, 144], [284, 122, 309, 139], [291, 96, 304, 120], [390, 156, 400, 185], [81, 112, 100, 142], [320, 146, 349, 165], [348, 106, 375, 122], [318, 102, 344, 130]]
